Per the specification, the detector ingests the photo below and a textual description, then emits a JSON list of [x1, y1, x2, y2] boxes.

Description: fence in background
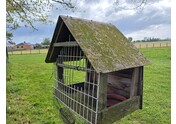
[[8, 49, 48, 55], [8, 42, 171, 55], [133, 42, 171, 48]]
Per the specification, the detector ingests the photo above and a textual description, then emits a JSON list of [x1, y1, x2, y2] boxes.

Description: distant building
[[15, 41, 33, 50], [6, 40, 16, 51]]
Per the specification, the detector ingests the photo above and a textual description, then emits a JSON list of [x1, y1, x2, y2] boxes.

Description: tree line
[[33, 38, 51, 49], [128, 37, 171, 43]]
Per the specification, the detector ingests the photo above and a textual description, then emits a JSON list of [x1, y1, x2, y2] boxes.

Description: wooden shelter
[[45, 15, 151, 124]]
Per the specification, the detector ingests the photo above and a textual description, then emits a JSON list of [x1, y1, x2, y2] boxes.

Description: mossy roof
[[45, 15, 151, 73]]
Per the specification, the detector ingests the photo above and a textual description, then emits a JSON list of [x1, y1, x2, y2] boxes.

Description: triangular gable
[[46, 16, 151, 73], [45, 17, 76, 63]]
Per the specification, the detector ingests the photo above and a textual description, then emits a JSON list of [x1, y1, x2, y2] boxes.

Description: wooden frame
[[96, 67, 144, 124], [130, 67, 139, 97], [53, 41, 78, 47], [97, 96, 140, 124]]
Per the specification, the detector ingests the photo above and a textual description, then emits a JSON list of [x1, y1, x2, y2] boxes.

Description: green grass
[[6, 47, 171, 124], [6, 54, 62, 124], [115, 47, 171, 124]]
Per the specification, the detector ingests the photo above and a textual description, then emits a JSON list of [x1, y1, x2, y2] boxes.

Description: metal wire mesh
[[53, 44, 99, 124]]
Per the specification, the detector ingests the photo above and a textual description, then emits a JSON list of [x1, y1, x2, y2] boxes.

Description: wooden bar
[[98, 96, 140, 124], [53, 41, 78, 47], [130, 68, 139, 97]]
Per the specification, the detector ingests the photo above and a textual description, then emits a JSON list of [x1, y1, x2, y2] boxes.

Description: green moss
[[60, 16, 150, 73]]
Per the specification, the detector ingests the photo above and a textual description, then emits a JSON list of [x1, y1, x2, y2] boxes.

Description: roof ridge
[[60, 15, 113, 27]]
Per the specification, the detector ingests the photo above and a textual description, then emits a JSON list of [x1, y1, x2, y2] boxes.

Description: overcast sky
[[12, 0, 171, 44]]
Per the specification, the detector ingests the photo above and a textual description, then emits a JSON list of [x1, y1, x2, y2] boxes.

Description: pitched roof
[[45, 15, 151, 73], [16, 42, 31, 46]]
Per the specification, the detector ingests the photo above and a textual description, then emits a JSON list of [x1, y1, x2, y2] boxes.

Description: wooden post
[[137, 67, 144, 109], [166, 43, 168, 47], [57, 66, 63, 82], [130, 68, 139, 98], [21, 50, 22, 55], [30, 49, 31, 54], [153, 43, 154, 48], [39, 49, 40, 54], [97, 73, 108, 124], [146, 44, 148, 48], [98, 73, 108, 110], [139, 44, 141, 48], [160, 43, 161, 47]]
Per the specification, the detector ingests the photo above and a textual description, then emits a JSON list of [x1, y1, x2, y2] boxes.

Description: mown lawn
[[6, 47, 171, 124]]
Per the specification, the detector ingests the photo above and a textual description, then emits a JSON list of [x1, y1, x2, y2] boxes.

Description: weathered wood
[[53, 41, 78, 47], [49, 21, 63, 61], [107, 84, 130, 98], [110, 69, 133, 78], [107, 70, 132, 98], [57, 65, 63, 82], [98, 73, 108, 111], [138, 66, 144, 109], [96, 73, 108, 124], [107, 74, 131, 87], [97, 96, 140, 124], [130, 68, 139, 97]]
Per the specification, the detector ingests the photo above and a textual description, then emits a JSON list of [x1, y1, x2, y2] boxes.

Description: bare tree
[[114, 0, 147, 10]]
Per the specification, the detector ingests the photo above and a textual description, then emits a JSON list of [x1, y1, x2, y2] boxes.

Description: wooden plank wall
[[107, 69, 133, 98]]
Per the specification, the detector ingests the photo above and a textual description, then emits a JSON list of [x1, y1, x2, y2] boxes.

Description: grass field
[[6, 47, 171, 124]]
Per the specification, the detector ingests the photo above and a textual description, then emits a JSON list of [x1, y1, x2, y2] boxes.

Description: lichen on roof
[[46, 16, 151, 73], [61, 16, 150, 73]]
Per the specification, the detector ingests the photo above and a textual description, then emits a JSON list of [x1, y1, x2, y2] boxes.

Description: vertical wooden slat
[[130, 68, 139, 98]]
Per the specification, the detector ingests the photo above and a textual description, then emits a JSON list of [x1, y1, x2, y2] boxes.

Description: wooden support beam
[[97, 73, 108, 124], [130, 68, 139, 97], [98, 96, 140, 124], [98, 73, 108, 111], [53, 41, 78, 47]]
